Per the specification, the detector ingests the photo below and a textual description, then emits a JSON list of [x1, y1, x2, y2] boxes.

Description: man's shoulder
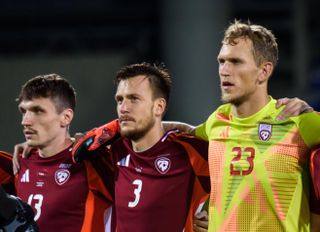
[[210, 103, 232, 115], [203, 103, 232, 125], [0, 151, 12, 160], [166, 129, 208, 145], [164, 130, 209, 160], [0, 151, 13, 169]]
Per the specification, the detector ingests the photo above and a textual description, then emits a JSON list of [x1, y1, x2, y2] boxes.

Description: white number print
[[128, 179, 142, 208], [27, 194, 44, 221]]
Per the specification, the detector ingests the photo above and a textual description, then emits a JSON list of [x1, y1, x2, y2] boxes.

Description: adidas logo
[[117, 154, 130, 167], [20, 169, 30, 183]]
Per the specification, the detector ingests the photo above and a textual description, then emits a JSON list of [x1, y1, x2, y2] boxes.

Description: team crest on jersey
[[55, 169, 70, 185], [258, 123, 272, 141], [154, 157, 171, 174]]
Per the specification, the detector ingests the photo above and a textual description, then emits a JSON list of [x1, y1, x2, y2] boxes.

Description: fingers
[[12, 142, 32, 175], [193, 219, 208, 232], [73, 132, 85, 143], [12, 157, 19, 175], [276, 97, 289, 108], [276, 98, 300, 121], [12, 144, 22, 175], [194, 210, 208, 220], [193, 210, 208, 231], [21, 146, 32, 159], [276, 97, 314, 121]]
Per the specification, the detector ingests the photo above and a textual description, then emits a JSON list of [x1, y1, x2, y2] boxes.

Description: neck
[[131, 122, 165, 152], [39, 134, 73, 158], [232, 94, 270, 118]]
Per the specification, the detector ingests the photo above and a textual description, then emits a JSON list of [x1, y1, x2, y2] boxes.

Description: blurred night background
[[1, 0, 320, 151]]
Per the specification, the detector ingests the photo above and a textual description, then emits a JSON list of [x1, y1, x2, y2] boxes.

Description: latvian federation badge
[[258, 123, 272, 141], [154, 157, 171, 174]]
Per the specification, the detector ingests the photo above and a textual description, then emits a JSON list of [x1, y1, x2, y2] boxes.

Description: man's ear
[[154, 98, 166, 117], [61, 108, 74, 127], [258, 61, 273, 83]]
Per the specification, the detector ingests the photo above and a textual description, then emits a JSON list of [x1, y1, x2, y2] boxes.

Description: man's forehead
[[119, 75, 149, 86], [117, 76, 151, 93], [223, 36, 253, 46], [19, 97, 54, 108], [219, 38, 253, 56]]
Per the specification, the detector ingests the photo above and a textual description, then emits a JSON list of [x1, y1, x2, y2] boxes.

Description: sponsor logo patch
[[55, 169, 70, 185], [154, 157, 171, 174]]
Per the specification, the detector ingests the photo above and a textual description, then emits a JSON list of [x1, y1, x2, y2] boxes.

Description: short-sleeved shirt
[[15, 145, 114, 232], [111, 130, 210, 232], [196, 98, 320, 231]]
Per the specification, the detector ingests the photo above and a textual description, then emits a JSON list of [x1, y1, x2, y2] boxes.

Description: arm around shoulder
[[162, 121, 196, 135]]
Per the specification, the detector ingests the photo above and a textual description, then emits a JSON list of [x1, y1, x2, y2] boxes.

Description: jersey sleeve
[[195, 107, 228, 142], [292, 112, 320, 148], [195, 112, 217, 141], [174, 134, 210, 231], [84, 148, 114, 202], [0, 151, 15, 195], [195, 122, 208, 141], [82, 148, 115, 232]]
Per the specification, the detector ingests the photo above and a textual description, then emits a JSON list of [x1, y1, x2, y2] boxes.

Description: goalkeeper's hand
[[72, 119, 120, 163]]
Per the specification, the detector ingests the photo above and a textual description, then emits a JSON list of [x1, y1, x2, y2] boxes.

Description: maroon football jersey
[[111, 130, 209, 232], [15, 145, 114, 232]]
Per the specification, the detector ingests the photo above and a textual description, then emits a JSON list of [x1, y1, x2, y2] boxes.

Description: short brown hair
[[115, 62, 172, 110], [17, 74, 76, 113], [223, 20, 278, 67]]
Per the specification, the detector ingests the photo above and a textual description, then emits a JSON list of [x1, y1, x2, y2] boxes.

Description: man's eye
[[231, 59, 241, 64], [34, 109, 44, 114], [218, 59, 225, 64]]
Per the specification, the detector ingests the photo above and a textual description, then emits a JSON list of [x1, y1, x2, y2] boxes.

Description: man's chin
[[25, 140, 39, 147], [221, 94, 238, 104], [221, 96, 231, 103], [120, 128, 133, 138], [120, 129, 145, 141]]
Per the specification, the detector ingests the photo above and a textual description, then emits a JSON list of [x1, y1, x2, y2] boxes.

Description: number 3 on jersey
[[128, 179, 142, 208], [28, 194, 44, 221], [230, 147, 255, 176]]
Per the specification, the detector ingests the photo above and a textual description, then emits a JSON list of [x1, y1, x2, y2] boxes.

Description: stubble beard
[[221, 91, 245, 106], [120, 117, 156, 142]]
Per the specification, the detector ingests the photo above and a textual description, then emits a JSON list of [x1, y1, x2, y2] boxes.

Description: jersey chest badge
[[154, 157, 171, 174], [258, 123, 272, 141], [55, 169, 70, 185]]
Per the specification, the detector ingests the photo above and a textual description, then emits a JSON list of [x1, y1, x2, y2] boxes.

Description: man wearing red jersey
[[73, 63, 210, 232], [13, 74, 114, 232]]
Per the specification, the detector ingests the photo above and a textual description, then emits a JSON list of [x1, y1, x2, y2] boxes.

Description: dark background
[[1, 0, 319, 151]]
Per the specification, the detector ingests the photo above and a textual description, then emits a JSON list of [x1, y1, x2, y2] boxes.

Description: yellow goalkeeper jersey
[[196, 98, 320, 231]]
